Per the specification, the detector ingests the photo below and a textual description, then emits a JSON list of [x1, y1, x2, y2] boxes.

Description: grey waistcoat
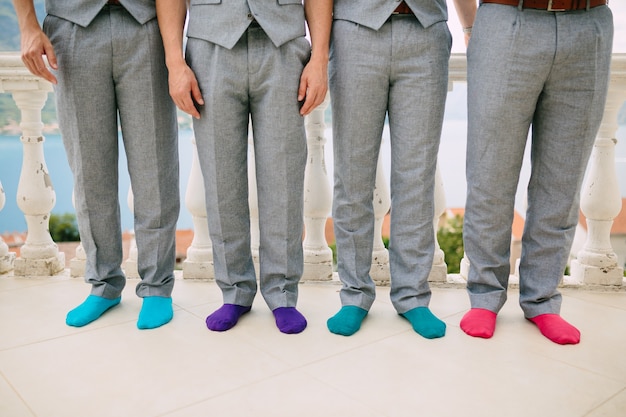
[[186, 0, 306, 50], [45, 0, 156, 27], [333, 0, 448, 30]]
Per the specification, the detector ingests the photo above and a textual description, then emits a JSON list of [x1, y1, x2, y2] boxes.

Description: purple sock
[[206, 304, 251, 332], [273, 307, 307, 334]]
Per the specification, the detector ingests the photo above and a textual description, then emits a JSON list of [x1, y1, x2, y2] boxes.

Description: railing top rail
[[0, 52, 52, 93]]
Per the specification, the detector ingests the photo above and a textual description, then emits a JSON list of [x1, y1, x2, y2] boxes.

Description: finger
[[297, 77, 307, 102], [191, 81, 204, 106], [40, 68, 58, 84], [300, 91, 316, 116], [180, 95, 201, 119], [45, 44, 58, 70]]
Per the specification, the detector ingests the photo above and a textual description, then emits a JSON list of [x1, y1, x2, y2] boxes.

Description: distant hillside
[[0, 0, 45, 51]]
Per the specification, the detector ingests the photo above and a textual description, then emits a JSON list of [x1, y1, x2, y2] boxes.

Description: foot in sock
[[137, 296, 173, 329], [527, 314, 580, 345], [273, 307, 307, 334], [66, 295, 121, 327], [206, 304, 251, 331], [327, 305, 368, 336], [460, 308, 497, 339], [401, 307, 446, 339]]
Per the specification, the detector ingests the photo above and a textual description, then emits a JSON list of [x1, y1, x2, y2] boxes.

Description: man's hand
[[20, 26, 57, 84], [298, 56, 328, 116], [168, 62, 204, 119]]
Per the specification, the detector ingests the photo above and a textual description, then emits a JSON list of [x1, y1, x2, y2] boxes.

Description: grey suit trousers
[[330, 15, 451, 313], [186, 26, 310, 310], [45, 5, 180, 299], [464, 4, 613, 317]]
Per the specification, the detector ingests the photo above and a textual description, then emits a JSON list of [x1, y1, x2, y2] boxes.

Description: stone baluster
[[370, 148, 391, 282], [302, 93, 333, 281], [0, 181, 16, 273], [247, 120, 260, 275], [570, 67, 626, 286], [69, 191, 86, 277], [449, 54, 468, 280], [12, 90, 65, 276], [429, 164, 448, 282], [183, 135, 214, 279], [123, 186, 139, 278]]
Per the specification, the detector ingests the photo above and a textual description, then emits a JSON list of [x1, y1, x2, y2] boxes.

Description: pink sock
[[460, 308, 497, 339], [527, 314, 580, 345]]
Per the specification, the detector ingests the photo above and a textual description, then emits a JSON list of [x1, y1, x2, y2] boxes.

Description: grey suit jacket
[[333, 0, 447, 31], [45, 0, 156, 27], [186, 0, 306, 50]]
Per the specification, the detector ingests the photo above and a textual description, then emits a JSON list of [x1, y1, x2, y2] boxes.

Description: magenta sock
[[528, 314, 580, 345], [206, 304, 251, 332], [273, 307, 307, 334], [460, 308, 497, 339]]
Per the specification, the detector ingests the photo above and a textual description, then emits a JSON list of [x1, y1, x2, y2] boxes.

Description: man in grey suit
[[327, 0, 451, 338], [158, 0, 331, 333], [14, 0, 180, 329], [454, 0, 612, 344]]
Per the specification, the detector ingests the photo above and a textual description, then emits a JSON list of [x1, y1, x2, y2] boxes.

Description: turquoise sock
[[327, 305, 368, 336], [137, 296, 173, 329], [66, 295, 121, 327], [401, 307, 446, 339]]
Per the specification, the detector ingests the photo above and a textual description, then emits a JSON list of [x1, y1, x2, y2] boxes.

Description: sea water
[[1, 88, 625, 235]]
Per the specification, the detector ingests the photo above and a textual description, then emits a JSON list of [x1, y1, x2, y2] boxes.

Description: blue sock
[[66, 295, 121, 327], [327, 305, 368, 336], [273, 307, 307, 334], [137, 296, 173, 329], [401, 307, 446, 339]]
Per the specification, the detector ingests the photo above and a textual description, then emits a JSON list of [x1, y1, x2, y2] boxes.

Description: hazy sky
[[447, 2, 626, 53]]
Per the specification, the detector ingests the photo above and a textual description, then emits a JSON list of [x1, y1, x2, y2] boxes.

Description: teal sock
[[137, 296, 173, 330], [66, 295, 121, 327], [327, 305, 368, 336], [401, 307, 446, 339]]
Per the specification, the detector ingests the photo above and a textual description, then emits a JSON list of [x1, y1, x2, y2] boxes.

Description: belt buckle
[[547, 0, 566, 11]]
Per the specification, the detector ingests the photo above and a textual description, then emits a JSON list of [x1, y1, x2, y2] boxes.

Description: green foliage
[[49, 213, 80, 242], [328, 242, 336, 267], [437, 214, 464, 274], [327, 217, 465, 275]]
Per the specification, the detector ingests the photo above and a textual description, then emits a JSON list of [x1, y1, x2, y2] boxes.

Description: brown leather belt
[[393, 2, 413, 14], [481, 0, 607, 11]]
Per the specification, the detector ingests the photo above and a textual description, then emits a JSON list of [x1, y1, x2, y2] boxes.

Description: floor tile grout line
[[581, 386, 626, 417], [0, 368, 38, 417]]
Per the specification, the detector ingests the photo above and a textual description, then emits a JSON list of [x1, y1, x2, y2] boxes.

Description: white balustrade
[[429, 165, 448, 282], [183, 135, 214, 279], [69, 191, 86, 277], [370, 148, 392, 282], [1, 53, 64, 276], [1, 52, 624, 288], [247, 120, 261, 275], [123, 186, 139, 278], [571, 55, 626, 285], [302, 93, 333, 281], [0, 181, 16, 273]]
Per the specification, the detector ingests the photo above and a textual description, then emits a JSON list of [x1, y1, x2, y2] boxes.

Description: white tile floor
[[1, 271, 626, 417]]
